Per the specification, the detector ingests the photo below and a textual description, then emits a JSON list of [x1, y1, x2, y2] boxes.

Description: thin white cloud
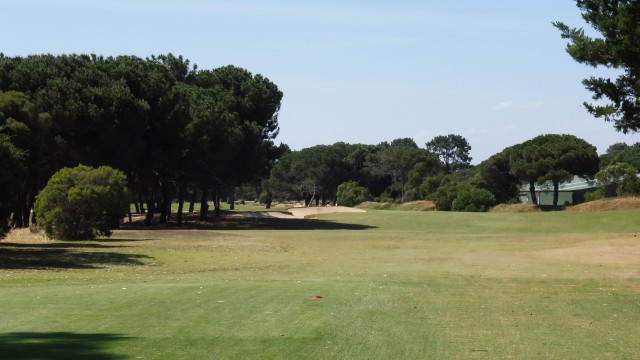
[[493, 101, 545, 111]]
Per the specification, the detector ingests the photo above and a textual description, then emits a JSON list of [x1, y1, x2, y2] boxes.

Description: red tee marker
[[313, 295, 323, 299]]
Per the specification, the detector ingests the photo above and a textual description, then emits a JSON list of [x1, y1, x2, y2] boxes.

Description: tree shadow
[[121, 213, 377, 231], [0, 332, 130, 360], [0, 242, 151, 270]]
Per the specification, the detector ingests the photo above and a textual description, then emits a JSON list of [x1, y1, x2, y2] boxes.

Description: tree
[[336, 181, 370, 207], [426, 134, 472, 173], [600, 142, 640, 170], [536, 134, 599, 207], [432, 182, 466, 211], [366, 139, 437, 202], [595, 162, 640, 197], [451, 187, 496, 212], [34, 165, 130, 240], [477, 150, 520, 204], [0, 132, 26, 237], [508, 134, 599, 207], [554, 1, 640, 132]]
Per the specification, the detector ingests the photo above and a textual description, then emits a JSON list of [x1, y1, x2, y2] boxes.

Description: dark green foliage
[[600, 142, 640, 170], [508, 134, 599, 207], [584, 189, 605, 202], [595, 162, 640, 197], [34, 165, 131, 240], [0, 53, 284, 228], [451, 187, 496, 212], [420, 175, 445, 200], [264, 143, 358, 204], [366, 139, 439, 202], [336, 181, 370, 207], [433, 182, 466, 211], [477, 151, 520, 204], [426, 134, 472, 173], [0, 132, 26, 237], [555, 1, 640, 132]]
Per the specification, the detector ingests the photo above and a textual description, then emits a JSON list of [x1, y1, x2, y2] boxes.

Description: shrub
[[34, 165, 131, 240], [336, 181, 370, 207], [432, 182, 464, 211], [595, 163, 640, 197], [584, 189, 604, 202], [451, 187, 496, 212]]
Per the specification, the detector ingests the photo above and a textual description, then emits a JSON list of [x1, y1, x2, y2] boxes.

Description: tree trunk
[[229, 187, 235, 210], [189, 190, 196, 213], [177, 185, 185, 226], [529, 181, 538, 205], [214, 186, 221, 217], [553, 179, 560, 207], [159, 183, 169, 224], [166, 185, 173, 221], [10, 186, 28, 228], [144, 195, 155, 226], [137, 191, 146, 214], [199, 186, 209, 221], [11, 200, 24, 228]]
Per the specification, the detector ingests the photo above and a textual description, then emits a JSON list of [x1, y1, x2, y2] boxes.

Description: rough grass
[[491, 203, 542, 213], [1, 210, 640, 359], [357, 200, 436, 211], [568, 196, 640, 212]]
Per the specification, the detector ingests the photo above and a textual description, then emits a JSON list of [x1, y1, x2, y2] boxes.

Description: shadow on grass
[[0, 332, 130, 360], [0, 242, 151, 270], [121, 213, 377, 231]]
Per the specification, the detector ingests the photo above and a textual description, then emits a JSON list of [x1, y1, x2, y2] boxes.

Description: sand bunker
[[239, 206, 365, 219]]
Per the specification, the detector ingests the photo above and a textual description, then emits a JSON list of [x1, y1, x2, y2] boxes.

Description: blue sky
[[3, 0, 634, 163]]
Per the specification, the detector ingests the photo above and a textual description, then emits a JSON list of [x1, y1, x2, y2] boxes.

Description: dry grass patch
[[568, 196, 640, 212], [2, 228, 49, 244], [357, 200, 435, 211], [491, 203, 541, 213], [398, 200, 436, 211]]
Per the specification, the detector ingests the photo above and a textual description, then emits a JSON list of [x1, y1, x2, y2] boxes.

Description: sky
[[2, 0, 636, 163]]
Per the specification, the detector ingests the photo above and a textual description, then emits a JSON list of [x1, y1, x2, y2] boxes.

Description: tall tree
[[0, 131, 26, 237], [600, 142, 640, 169], [477, 150, 520, 204], [535, 134, 599, 207], [509, 134, 599, 207], [555, 1, 640, 132], [367, 140, 435, 202], [426, 134, 472, 173]]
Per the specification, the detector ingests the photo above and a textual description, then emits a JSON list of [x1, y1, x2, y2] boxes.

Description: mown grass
[[1, 210, 639, 359]]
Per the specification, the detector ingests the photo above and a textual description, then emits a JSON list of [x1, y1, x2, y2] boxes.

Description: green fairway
[[1, 210, 639, 359]]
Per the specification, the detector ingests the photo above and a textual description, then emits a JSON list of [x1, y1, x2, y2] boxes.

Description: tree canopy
[[0, 53, 284, 232], [426, 134, 472, 174], [507, 134, 599, 206], [555, 1, 640, 132]]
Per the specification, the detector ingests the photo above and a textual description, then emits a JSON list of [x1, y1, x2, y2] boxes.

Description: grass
[[1, 210, 640, 359]]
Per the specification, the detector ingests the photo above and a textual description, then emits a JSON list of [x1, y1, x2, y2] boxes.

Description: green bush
[[432, 182, 464, 211], [336, 181, 370, 207], [34, 165, 131, 240], [584, 189, 605, 202], [451, 187, 496, 212], [595, 163, 640, 197]]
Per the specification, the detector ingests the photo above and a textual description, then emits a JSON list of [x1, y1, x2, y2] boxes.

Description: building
[[519, 176, 596, 206]]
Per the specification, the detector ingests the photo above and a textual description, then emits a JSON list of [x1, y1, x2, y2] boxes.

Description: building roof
[[520, 176, 596, 192]]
